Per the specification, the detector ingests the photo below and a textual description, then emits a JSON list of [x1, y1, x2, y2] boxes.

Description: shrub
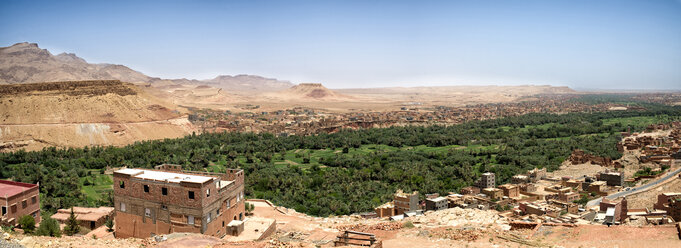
[[18, 215, 35, 234], [35, 217, 61, 237], [403, 221, 415, 228], [105, 218, 114, 232]]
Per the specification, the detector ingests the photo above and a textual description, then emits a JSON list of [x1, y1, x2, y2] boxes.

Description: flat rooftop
[[114, 168, 215, 184], [0, 179, 37, 198]]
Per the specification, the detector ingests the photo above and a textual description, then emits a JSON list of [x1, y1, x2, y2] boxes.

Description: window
[[227, 199, 231, 208], [120, 202, 126, 212], [222, 221, 225, 227], [10, 205, 16, 214], [31, 196, 36, 204], [216, 208, 220, 216], [22, 200, 27, 209], [207, 213, 211, 223], [188, 191, 195, 199], [206, 188, 210, 197], [119, 181, 125, 188], [162, 187, 168, 195], [145, 208, 151, 217], [1, 206, 6, 216], [161, 205, 167, 210], [144, 185, 150, 193], [239, 212, 243, 220], [32, 212, 37, 218], [188, 215, 195, 225]]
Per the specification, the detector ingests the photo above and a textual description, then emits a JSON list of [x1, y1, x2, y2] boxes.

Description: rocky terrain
[[0, 80, 195, 152]]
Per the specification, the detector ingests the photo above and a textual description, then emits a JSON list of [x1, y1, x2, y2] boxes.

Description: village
[[190, 94, 643, 136], [1, 122, 681, 247]]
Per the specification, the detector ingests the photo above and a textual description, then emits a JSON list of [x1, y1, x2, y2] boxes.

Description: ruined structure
[[0, 180, 40, 226], [113, 164, 245, 238]]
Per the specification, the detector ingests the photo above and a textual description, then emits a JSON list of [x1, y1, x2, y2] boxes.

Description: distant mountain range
[[0, 42, 294, 92]]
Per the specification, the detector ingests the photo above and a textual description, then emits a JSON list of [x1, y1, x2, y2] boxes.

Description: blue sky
[[1, 0, 680, 89]]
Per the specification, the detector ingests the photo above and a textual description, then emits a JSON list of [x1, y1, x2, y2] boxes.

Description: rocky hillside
[[0, 42, 151, 84], [0, 80, 195, 152]]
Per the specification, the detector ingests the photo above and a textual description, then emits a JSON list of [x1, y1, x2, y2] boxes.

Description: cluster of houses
[[190, 95, 622, 136], [370, 166, 671, 226]]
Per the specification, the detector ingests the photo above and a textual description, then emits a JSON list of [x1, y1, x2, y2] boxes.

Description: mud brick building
[[393, 190, 419, 215], [0, 180, 40, 226], [425, 197, 448, 211], [476, 172, 496, 189], [113, 165, 245, 238], [598, 171, 624, 186]]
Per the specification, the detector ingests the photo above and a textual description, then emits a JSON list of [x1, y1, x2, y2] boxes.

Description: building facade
[[393, 190, 419, 215], [425, 197, 448, 211], [113, 165, 245, 238], [598, 171, 624, 186], [476, 172, 496, 189], [0, 180, 40, 226]]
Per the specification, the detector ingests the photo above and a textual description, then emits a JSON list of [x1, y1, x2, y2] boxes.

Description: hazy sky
[[1, 0, 680, 89]]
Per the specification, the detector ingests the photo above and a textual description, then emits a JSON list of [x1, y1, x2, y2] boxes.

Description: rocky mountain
[[0, 42, 151, 84], [0, 42, 293, 92]]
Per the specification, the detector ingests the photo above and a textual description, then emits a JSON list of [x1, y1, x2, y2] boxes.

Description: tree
[[36, 217, 61, 237], [245, 202, 255, 215], [63, 207, 80, 235], [105, 217, 114, 232], [18, 215, 35, 234]]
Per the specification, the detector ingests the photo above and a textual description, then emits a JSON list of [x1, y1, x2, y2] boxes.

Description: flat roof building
[[51, 207, 113, 230], [0, 180, 40, 226], [425, 197, 448, 211], [113, 165, 245, 238], [476, 172, 496, 189]]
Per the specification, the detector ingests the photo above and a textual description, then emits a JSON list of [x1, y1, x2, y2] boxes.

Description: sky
[[1, 0, 680, 90]]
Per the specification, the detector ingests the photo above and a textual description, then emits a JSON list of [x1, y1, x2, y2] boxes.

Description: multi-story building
[[598, 171, 624, 186], [113, 164, 245, 238], [393, 190, 419, 215], [482, 188, 503, 200], [0, 180, 40, 226], [498, 184, 519, 198], [425, 197, 448, 211], [476, 172, 495, 189]]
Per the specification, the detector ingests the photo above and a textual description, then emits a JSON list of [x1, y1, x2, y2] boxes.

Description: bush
[[403, 221, 415, 228], [105, 217, 114, 232], [18, 215, 35, 234], [35, 217, 61, 237]]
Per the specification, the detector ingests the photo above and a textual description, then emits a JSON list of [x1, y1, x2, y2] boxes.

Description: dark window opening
[[1, 206, 6, 216], [188, 191, 195, 199], [162, 187, 168, 195], [222, 221, 225, 227], [144, 185, 150, 193], [22, 200, 27, 209], [161, 205, 167, 210], [31, 196, 36, 204], [119, 181, 125, 188]]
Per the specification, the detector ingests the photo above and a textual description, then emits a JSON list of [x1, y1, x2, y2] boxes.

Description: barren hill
[[0, 80, 195, 152], [267, 83, 353, 101]]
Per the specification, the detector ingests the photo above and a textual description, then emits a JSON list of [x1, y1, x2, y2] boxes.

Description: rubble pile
[[335, 221, 402, 232], [17, 236, 152, 248], [429, 227, 484, 242], [411, 207, 507, 228]]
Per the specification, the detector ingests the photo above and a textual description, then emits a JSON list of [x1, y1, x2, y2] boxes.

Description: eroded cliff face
[[0, 80, 195, 152]]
